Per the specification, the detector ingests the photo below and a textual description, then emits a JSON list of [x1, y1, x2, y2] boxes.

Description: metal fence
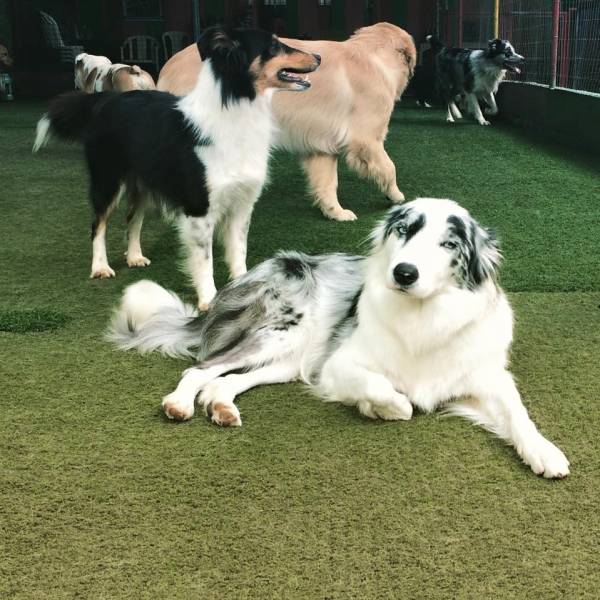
[[438, 0, 600, 94]]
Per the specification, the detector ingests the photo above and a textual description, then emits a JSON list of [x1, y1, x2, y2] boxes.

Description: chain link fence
[[438, 0, 600, 94]]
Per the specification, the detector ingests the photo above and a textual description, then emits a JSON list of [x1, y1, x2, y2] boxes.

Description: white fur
[[174, 63, 276, 309], [113, 199, 569, 478], [74, 53, 112, 92], [32, 116, 51, 153]]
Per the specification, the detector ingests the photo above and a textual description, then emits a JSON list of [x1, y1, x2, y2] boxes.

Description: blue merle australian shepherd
[[109, 198, 569, 479], [33, 27, 320, 309], [427, 35, 524, 125]]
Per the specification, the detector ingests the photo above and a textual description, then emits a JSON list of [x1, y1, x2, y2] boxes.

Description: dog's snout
[[312, 53, 321, 65], [393, 263, 419, 286]]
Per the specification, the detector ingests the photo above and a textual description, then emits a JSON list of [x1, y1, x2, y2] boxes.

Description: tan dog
[[158, 23, 415, 221], [74, 53, 155, 93]]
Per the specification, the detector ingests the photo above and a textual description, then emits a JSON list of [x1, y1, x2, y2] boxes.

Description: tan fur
[[210, 402, 241, 427], [249, 51, 318, 95], [102, 64, 156, 92], [158, 23, 416, 220]]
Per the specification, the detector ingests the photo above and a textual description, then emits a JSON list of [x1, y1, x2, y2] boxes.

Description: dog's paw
[[90, 265, 115, 279], [523, 437, 570, 479], [359, 393, 413, 421], [207, 401, 242, 427], [126, 253, 151, 268], [201, 381, 242, 427], [324, 207, 358, 222], [446, 116, 455, 123], [386, 187, 405, 204], [162, 392, 195, 421], [484, 107, 498, 116], [478, 119, 491, 126]]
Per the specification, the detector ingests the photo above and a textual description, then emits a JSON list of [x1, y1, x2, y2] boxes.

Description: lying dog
[[34, 27, 319, 309], [427, 36, 524, 125], [109, 198, 569, 479], [158, 23, 416, 221], [74, 52, 155, 93]]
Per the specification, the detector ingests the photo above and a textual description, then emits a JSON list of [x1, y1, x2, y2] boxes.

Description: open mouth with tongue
[[277, 66, 315, 89], [504, 59, 524, 74]]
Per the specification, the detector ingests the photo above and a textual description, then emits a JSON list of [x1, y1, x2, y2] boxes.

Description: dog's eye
[[396, 224, 408, 235], [441, 240, 457, 250]]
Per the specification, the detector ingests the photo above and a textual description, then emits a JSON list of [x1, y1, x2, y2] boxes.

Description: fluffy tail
[[426, 34, 445, 53], [33, 91, 111, 153], [107, 280, 203, 359]]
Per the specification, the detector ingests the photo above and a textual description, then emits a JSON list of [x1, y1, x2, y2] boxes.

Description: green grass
[[1, 101, 600, 599]]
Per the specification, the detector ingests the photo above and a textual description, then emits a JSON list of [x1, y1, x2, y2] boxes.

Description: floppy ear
[[197, 26, 237, 60], [467, 224, 502, 287]]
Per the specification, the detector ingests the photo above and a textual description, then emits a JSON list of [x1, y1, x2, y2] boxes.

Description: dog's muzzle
[[504, 56, 524, 74], [277, 54, 320, 89]]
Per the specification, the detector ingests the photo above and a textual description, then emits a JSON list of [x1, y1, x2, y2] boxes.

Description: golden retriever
[[157, 23, 416, 221]]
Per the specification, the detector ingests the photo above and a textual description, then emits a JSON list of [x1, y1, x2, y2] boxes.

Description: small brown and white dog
[[74, 53, 155, 93], [158, 23, 416, 221]]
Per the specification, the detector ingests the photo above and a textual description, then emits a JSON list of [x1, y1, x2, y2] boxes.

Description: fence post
[[457, 0, 464, 46], [550, 0, 560, 88], [493, 0, 500, 38]]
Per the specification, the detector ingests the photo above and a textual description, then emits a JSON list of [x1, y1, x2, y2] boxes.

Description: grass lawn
[[1, 101, 599, 599]]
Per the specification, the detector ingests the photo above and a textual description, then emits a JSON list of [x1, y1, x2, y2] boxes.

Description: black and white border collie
[[109, 198, 569, 479], [33, 27, 320, 310], [427, 36, 524, 125]]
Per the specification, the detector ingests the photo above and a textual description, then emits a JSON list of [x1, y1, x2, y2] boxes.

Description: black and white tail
[[107, 280, 202, 358], [33, 91, 112, 153]]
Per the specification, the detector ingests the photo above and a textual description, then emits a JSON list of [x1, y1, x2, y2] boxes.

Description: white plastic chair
[[162, 31, 191, 61], [120, 36, 160, 72]]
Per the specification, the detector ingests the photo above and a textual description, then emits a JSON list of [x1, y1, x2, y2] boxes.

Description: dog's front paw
[[359, 393, 413, 421], [484, 107, 498, 116], [126, 253, 151, 268], [207, 401, 242, 427], [323, 207, 358, 222], [523, 437, 570, 479], [386, 187, 405, 204], [90, 265, 115, 279], [162, 392, 195, 421], [478, 119, 491, 126]]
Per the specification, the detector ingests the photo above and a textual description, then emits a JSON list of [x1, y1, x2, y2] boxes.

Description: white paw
[[479, 119, 491, 126], [126, 253, 151, 268], [522, 437, 570, 479], [359, 393, 413, 421], [162, 391, 195, 421], [90, 265, 115, 279], [197, 300, 213, 312], [324, 207, 358, 222], [484, 107, 498, 116], [446, 116, 455, 123], [201, 381, 241, 427]]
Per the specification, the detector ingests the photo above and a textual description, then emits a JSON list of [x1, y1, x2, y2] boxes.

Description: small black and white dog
[[427, 35, 524, 125], [33, 27, 320, 309], [109, 198, 569, 479]]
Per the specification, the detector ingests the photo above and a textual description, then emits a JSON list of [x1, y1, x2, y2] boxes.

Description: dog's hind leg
[[178, 214, 217, 312], [89, 183, 122, 279], [200, 361, 299, 427], [125, 180, 150, 268], [449, 370, 570, 478], [345, 140, 405, 204], [302, 153, 357, 221]]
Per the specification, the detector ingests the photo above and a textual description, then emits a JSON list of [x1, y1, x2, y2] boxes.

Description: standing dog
[[427, 36, 524, 125], [158, 23, 416, 221], [33, 27, 319, 309], [109, 198, 569, 479], [74, 53, 155, 93]]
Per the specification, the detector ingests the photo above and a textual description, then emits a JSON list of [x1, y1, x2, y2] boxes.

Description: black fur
[[383, 206, 426, 243]]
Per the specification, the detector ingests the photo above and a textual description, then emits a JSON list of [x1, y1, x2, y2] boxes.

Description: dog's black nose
[[393, 263, 419, 286], [312, 53, 321, 65]]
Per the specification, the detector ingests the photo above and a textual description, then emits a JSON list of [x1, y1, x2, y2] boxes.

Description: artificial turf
[[1, 101, 599, 599]]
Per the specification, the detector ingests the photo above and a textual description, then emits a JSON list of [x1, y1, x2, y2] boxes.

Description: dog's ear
[[466, 223, 502, 287], [197, 26, 238, 60]]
